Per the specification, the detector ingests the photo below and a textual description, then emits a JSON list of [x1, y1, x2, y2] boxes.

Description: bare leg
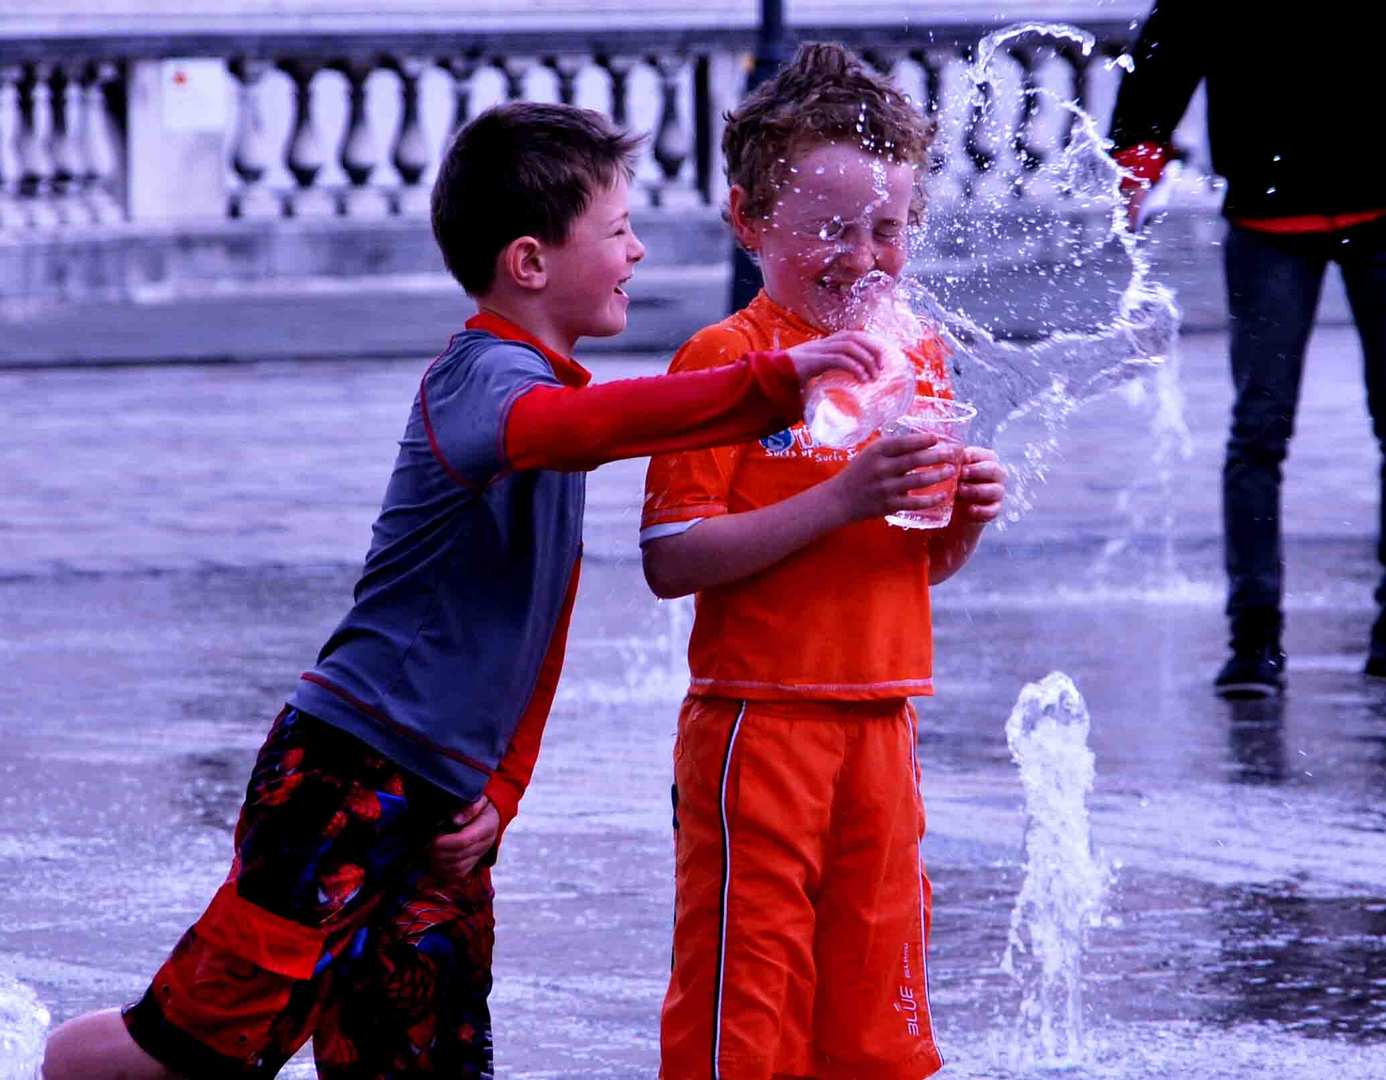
[[43, 1008, 179, 1080]]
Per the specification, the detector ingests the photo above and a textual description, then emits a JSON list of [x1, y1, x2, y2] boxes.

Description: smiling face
[[734, 141, 917, 330], [542, 173, 646, 343]]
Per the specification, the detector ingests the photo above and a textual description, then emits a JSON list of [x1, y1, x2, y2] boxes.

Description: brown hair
[[722, 42, 935, 224], [431, 102, 644, 295]]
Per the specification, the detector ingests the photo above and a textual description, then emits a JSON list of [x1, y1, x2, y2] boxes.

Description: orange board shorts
[[661, 696, 942, 1080]]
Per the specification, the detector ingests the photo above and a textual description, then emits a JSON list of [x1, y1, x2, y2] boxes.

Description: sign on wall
[[160, 58, 228, 133]]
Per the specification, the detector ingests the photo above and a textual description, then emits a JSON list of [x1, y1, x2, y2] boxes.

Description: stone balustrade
[[0, 18, 1190, 235], [0, 60, 121, 230], [0, 14, 1235, 345]]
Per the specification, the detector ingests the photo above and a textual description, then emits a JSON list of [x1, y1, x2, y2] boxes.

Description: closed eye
[[816, 217, 847, 242]]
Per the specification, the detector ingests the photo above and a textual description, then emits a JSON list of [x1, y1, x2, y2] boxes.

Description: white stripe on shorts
[[712, 701, 747, 1080]]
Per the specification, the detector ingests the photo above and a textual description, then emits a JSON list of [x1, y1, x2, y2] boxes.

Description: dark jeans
[[1223, 217, 1386, 645]]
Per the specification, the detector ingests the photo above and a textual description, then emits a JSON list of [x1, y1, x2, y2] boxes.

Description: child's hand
[[829, 433, 958, 524], [954, 447, 1005, 524], [786, 331, 887, 385], [430, 796, 500, 889]]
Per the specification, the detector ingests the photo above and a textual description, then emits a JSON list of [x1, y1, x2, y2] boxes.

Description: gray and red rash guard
[[289, 311, 801, 828]]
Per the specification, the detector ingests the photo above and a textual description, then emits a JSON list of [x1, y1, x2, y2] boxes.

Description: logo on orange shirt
[[760, 429, 795, 454], [759, 424, 851, 461]]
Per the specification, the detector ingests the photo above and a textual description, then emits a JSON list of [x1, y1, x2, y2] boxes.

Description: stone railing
[[0, 16, 1240, 346], [0, 19, 1195, 235]]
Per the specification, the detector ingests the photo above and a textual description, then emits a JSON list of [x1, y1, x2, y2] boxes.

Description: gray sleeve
[[421, 342, 560, 486]]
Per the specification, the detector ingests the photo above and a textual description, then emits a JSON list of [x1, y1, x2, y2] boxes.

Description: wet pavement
[[3, 325, 1386, 1077]]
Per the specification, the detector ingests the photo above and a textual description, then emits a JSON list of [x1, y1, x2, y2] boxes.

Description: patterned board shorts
[[123, 706, 495, 1078]]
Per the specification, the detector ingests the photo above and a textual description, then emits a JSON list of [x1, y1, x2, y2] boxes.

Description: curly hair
[[723, 42, 935, 224]]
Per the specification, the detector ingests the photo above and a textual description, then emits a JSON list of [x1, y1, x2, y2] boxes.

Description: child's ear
[[728, 185, 762, 252], [499, 236, 546, 292]]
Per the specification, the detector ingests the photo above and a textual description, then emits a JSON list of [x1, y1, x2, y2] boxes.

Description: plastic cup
[[881, 396, 977, 530]]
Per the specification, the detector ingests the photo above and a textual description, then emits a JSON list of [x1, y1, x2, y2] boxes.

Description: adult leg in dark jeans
[[1337, 219, 1386, 673], [1219, 225, 1328, 696]]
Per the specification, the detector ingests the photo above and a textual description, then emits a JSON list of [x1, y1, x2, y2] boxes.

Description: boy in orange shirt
[[641, 46, 1007, 1079]]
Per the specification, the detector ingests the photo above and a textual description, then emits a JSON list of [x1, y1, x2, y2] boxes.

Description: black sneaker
[[1214, 645, 1286, 699]]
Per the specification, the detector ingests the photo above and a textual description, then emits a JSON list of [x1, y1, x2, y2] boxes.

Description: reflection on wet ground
[[6, 552, 1386, 1077], [1209, 887, 1386, 1039]]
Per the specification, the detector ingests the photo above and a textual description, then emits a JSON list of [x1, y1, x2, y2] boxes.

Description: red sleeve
[[1114, 141, 1171, 195], [641, 326, 756, 534], [503, 349, 801, 473], [481, 564, 580, 835]]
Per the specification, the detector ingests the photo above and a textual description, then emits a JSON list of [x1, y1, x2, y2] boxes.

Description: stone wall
[[2, 1, 1148, 36]]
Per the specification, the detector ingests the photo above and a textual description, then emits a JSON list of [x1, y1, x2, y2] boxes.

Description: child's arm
[[643, 433, 955, 598], [927, 447, 1006, 585], [429, 566, 579, 887], [505, 332, 885, 473]]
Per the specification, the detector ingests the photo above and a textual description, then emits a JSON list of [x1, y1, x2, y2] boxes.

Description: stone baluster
[[701, 47, 747, 208], [497, 55, 531, 102], [0, 65, 20, 230], [597, 54, 634, 129], [1081, 46, 1122, 138], [924, 48, 971, 204], [863, 48, 900, 77], [17, 63, 60, 227], [962, 76, 994, 186], [912, 48, 943, 118], [229, 59, 277, 219], [545, 55, 582, 106], [1023, 46, 1083, 205], [597, 54, 649, 208], [649, 53, 694, 209], [1009, 46, 1049, 201], [388, 56, 431, 216], [281, 59, 333, 217], [49, 63, 84, 224], [76, 61, 122, 224], [442, 55, 480, 147], [910, 48, 945, 178], [967, 45, 1024, 203], [335, 59, 389, 217]]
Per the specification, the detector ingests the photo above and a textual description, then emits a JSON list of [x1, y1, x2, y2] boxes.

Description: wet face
[[735, 142, 916, 330], [544, 173, 646, 342]]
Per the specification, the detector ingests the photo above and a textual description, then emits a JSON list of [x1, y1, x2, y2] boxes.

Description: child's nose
[[839, 237, 876, 274], [629, 231, 647, 263]]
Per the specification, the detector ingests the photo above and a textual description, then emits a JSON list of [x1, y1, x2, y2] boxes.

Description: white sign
[[160, 58, 229, 133]]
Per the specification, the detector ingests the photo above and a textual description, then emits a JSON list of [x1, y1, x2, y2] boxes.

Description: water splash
[[969, 23, 1096, 99], [0, 975, 49, 1080], [1000, 672, 1110, 1070], [1094, 354, 1195, 591], [898, 22, 1184, 521]]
